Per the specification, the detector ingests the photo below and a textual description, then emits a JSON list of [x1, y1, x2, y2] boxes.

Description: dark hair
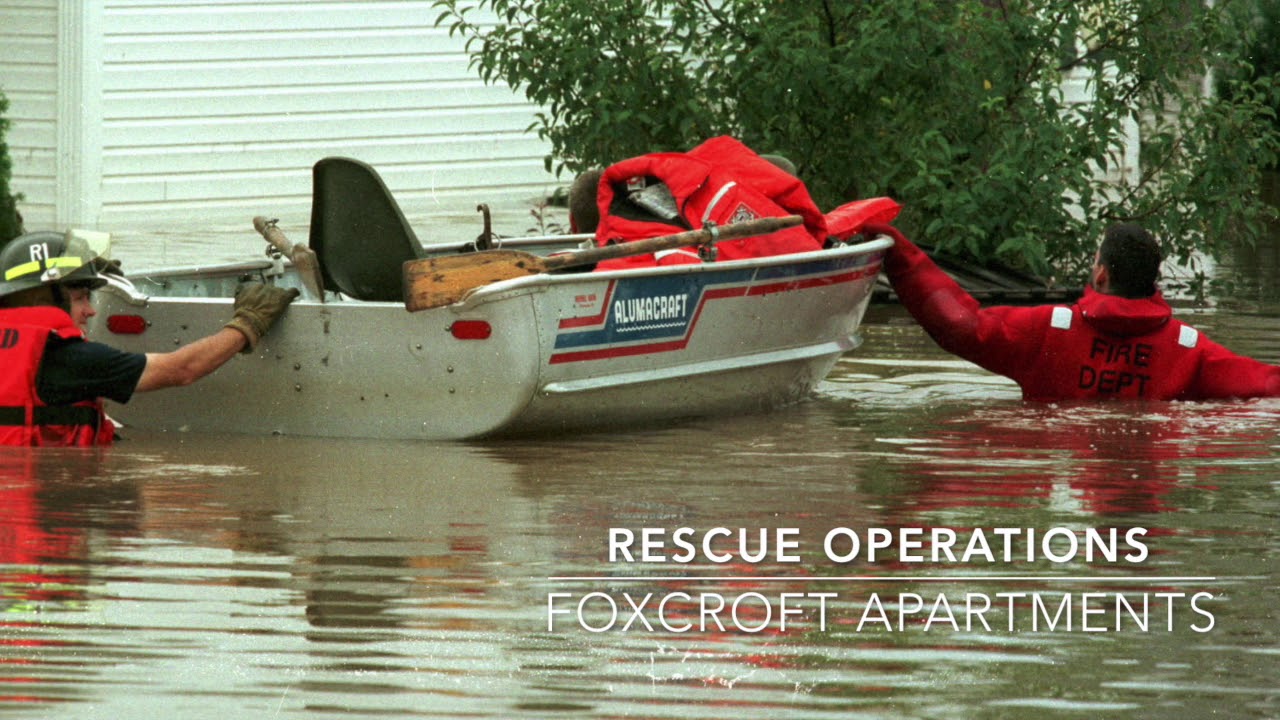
[[1097, 223, 1162, 298], [568, 168, 603, 234]]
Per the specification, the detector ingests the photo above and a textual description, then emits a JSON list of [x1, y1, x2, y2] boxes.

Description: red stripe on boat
[[547, 267, 875, 364]]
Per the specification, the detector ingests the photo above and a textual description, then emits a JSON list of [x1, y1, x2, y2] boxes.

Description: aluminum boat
[[85, 158, 892, 440]]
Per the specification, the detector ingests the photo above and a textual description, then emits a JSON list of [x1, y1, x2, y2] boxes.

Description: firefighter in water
[[871, 221, 1280, 401], [0, 231, 299, 446]]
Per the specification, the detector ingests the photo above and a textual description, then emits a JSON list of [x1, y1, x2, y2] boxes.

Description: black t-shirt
[[37, 337, 147, 406]]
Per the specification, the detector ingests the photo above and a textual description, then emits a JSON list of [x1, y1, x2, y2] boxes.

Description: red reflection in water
[[883, 403, 1273, 519], [0, 449, 133, 706]]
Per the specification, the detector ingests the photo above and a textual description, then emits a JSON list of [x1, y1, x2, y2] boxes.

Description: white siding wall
[[1, 0, 59, 228], [4, 0, 562, 242], [98, 0, 558, 236]]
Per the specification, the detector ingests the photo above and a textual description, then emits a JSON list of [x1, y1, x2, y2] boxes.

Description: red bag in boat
[[591, 136, 827, 270]]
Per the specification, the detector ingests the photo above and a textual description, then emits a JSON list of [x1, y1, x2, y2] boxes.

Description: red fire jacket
[[592, 136, 826, 270], [875, 223, 1280, 401], [0, 306, 115, 446]]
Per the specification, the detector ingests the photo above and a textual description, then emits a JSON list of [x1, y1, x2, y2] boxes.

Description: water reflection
[[863, 401, 1280, 518], [0, 314, 1276, 717]]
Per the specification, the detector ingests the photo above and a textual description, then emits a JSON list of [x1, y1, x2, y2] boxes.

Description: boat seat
[[308, 157, 428, 301]]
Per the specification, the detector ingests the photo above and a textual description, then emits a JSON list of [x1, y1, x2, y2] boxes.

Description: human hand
[[224, 283, 301, 353]]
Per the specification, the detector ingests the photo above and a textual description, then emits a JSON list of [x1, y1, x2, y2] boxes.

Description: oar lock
[[699, 222, 720, 262]]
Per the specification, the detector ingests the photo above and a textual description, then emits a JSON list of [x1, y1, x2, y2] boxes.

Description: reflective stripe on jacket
[[876, 224, 1280, 401]]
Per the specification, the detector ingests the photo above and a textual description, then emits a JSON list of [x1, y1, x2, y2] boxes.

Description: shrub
[[1219, 0, 1280, 171], [434, 0, 1280, 282], [0, 90, 23, 243]]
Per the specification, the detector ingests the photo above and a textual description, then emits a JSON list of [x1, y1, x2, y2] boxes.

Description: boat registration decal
[[559, 282, 617, 329], [549, 253, 882, 364]]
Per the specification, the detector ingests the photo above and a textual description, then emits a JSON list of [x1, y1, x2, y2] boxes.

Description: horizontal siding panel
[[102, 169, 314, 204], [100, 159, 556, 204], [97, 188, 560, 238], [0, 65, 56, 93], [102, 134, 552, 176], [105, 27, 456, 63], [96, 184, 562, 232], [102, 82, 522, 119], [2, 92, 56, 122], [14, 203, 56, 229], [12, 174, 54, 193], [106, 0, 426, 6], [103, 2, 439, 36], [96, 179, 562, 219], [103, 107, 536, 147], [348, 162, 558, 191], [1, 0, 57, 8], [0, 7, 55, 37], [11, 174, 54, 212], [6, 147, 54, 177], [104, 55, 470, 91], [1, 36, 57, 64], [6, 125, 58, 158], [99, 202, 319, 236]]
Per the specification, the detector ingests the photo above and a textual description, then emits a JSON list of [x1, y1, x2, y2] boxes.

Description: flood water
[[2, 232, 1278, 718]]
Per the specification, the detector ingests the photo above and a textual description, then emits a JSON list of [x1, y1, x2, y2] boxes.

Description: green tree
[[435, 0, 1280, 282], [1219, 0, 1280, 170], [0, 90, 24, 243]]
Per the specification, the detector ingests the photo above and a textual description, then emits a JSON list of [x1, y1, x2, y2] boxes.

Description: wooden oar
[[402, 215, 803, 312], [253, 216, 326, 302]]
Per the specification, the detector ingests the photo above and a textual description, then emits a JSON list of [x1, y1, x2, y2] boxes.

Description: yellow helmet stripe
[[3, 257, 85, 281]]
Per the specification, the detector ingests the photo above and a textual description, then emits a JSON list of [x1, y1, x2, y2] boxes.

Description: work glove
[[224, 283, 300, 353], [91, 256, 125, 277]]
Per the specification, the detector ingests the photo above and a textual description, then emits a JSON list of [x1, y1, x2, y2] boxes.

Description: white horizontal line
[[548, 576, 1218, 583]]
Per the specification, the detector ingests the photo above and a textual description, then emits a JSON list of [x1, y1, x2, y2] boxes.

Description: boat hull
[[87, 239, 889, 440]]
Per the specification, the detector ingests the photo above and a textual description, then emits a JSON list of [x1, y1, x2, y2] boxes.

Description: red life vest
[[592, 136, 826, 270], [0, 306, 114, 446]]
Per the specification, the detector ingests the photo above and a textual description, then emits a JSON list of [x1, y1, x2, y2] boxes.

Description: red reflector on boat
[[450, 320, 492, 340], [107, 315, 147, 334]]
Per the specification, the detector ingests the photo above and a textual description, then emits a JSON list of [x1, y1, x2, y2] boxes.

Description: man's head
[[60, 280, 99, 329], [1092, 223, 1162, 298], [0, 231, 107, 322], [568, 168, 603, 234]]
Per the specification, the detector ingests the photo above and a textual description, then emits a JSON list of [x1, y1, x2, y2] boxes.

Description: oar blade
[[402, 214, 807, 312], [403, 250, 549, 311]]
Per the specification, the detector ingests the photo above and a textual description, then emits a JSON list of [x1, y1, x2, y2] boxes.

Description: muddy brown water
[[1, 232, 1277, 719]]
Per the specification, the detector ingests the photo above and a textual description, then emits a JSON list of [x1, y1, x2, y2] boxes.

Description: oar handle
[[252, 215, 327, 301], [253, 216, 298, 256], [541, 215, 804, 271]]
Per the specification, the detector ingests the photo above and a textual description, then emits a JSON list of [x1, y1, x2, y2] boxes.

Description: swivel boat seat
[[308, 157, 428, 302]]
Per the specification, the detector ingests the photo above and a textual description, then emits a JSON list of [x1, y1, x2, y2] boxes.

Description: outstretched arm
[[135, 327, 247, 391], [134, 282, 300, 393], [866, 222, 1043, 381], [1186, 336, 1280, 400]]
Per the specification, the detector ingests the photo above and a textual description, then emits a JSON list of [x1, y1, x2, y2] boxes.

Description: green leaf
[[432, 0, 1280, 282]]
